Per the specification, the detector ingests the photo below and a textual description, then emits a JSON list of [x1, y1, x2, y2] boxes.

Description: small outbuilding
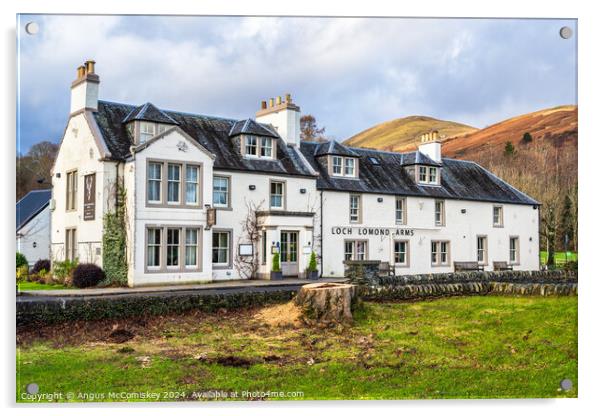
[[16, 189, 52, 266]]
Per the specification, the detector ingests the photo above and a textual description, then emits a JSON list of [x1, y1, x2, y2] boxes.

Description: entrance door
[[280, 231, 299, 277]]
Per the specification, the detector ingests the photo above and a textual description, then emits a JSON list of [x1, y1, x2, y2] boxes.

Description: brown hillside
[[344, 115, 477, 152], [442, 105, 577, 158]]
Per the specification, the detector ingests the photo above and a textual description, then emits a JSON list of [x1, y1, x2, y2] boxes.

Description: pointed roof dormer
[[314, 140, 358, 158], [122, 102, 178, 125], [228, 118, 278, 138]]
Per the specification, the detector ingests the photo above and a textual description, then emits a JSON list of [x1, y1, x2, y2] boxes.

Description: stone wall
[[345, 266, 577, 301]]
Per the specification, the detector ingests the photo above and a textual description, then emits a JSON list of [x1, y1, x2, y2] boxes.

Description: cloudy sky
[[17, 15, 576, 153]]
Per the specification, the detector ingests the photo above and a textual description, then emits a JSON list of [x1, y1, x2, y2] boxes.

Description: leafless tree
[[233, 199, 264, 280]]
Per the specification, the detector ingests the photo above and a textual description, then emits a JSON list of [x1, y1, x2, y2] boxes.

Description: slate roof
[[300, 141, 539, 205], [122, 102, 178, 125], [314, 140, 359, 157], [16, 189, 51, 231], [400, 151, 442, 167], [93, 101, 314, 177], [229, 118, 278, 138]]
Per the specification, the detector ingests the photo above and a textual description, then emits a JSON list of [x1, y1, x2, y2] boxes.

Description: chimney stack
[[70, 60, 100, 113], [256, 93, 301, 147], [418, 130, 442, 163]]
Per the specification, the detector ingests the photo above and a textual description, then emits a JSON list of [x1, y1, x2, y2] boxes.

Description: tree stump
[[295, 283, 358, 323]]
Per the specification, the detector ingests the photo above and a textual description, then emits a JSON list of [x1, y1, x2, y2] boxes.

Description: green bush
[[272, 252, 281, 272], [16, 252, 28, 269], [308, 251, 317, 272], [16, 265, 28, 283], [53, 259, 78, 285]]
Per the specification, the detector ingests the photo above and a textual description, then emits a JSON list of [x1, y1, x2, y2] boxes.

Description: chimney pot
[[85, 60, 96, 74], [77, 65, 86, 79], [269, 98, 274, 107], [261, 100, 267, 110], [276, 96, 282, 105], [285, 93, 291, 103]]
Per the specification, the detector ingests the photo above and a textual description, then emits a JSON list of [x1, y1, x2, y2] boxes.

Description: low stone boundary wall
[[17, 288, 296, 327], [347, 268, 577, 301]]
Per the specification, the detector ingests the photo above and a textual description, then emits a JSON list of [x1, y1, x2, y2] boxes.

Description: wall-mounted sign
[[205, 207, 216, 229], [83, 173, 96, 221], [330, 226, 415, 237], [238, 244, 254, 256]]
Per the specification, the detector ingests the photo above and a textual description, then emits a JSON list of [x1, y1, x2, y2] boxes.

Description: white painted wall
[[50, 113, 117, 266], [212, 169, 318, 280], [129, 129, 215, 286], [17, 205, 51, 265], [318, 190, 540, 277]]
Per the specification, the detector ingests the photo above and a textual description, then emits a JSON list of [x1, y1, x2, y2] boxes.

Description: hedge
[[17, 289, 296, 327]]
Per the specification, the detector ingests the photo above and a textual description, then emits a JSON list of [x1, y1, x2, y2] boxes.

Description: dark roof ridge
[[98, 99, 239, 123]]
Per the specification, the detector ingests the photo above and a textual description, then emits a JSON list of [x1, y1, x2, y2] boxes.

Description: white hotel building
[[50, 62, 540, 286]]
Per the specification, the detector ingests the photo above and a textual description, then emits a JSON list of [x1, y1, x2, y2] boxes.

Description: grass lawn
[[18, 281, 67, 291], [16, 296, 577, 402], [540, 251, 578, 265]]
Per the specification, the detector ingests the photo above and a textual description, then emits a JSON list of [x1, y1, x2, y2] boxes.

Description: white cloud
[[17, 15, 576, 149]]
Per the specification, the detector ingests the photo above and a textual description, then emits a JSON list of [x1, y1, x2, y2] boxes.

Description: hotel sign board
[[331, 227, 415, 237], [83, 173, 96, 221]]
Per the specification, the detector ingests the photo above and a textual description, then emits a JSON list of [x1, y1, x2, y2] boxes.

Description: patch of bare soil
[[16, 307, 263, 348], [252, 301, 303, 328]]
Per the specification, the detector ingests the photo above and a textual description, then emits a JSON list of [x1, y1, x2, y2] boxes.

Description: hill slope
[[442, 105, 577, 158], [343, 115, 477, 152]]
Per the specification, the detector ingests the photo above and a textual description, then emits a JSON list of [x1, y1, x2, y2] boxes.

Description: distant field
[[540, 251, 578, 265], [17, 296, 577, 402]]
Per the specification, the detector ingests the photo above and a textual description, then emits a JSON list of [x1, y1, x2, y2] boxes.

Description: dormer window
[[344, 158, 356, 176], [332, 156, 343, 175], [330, 156, 357, 178], [417, 165, 440, 185], [243, 135, 274, 159], [140, 121, 155, 143], [139, 121, 171, 144]]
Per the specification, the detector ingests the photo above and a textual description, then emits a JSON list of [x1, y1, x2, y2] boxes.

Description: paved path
[[18, 277, 347, 301]]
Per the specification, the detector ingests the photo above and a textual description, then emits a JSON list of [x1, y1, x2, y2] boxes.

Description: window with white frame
[[166, 228, 180, 267], [147, 162, 162, 203], [493, 206, 504, 227], [435, 200, 445, 226], [185, 228, 199, 267], [349, 194, 361, 223], [146, 228, 161, 268], [332, 156, 343, 175], [185, 165, 199, 205], [344, 158, 356, 176], [260, 137, 273, 157], [509, 237, 519, 264], [344, 240, 368, 261], [394, 240, 408, 265], [431, 241, 450, 266], [167, 164, 181, 204], [244, 136, 257, 156], [428, 167, 438, 184], [395, 197, 406, 225], [212, 231, 231, 266], [477, 236, 488, 264], [418, 166, 427, 182], [139, 122, 155, 143], [270, 181, 284, 209], [213, 176, 230, 207]]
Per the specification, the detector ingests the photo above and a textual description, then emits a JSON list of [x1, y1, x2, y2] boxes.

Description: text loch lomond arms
[[331, 227, 416, 236]]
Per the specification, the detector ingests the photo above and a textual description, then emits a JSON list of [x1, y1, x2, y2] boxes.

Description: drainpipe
[[320, 190, 324, 278]]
